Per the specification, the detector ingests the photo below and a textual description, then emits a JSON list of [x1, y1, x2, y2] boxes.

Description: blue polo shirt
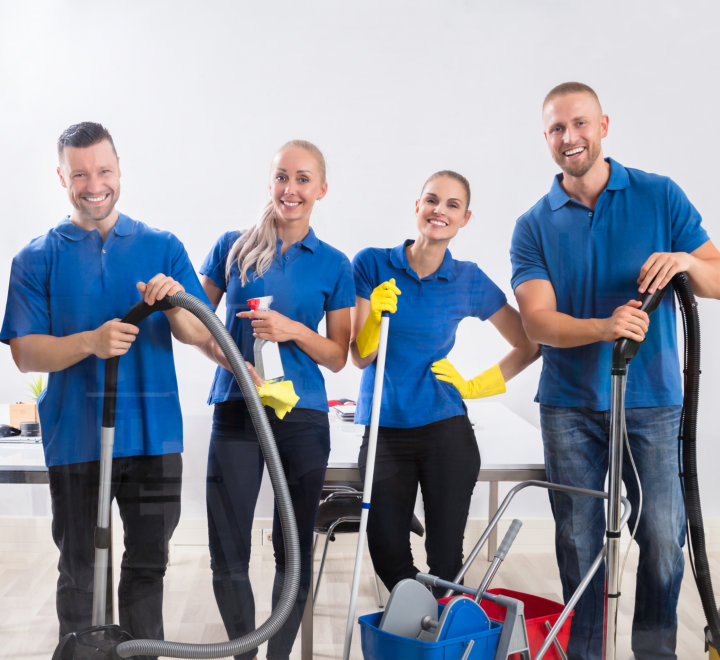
[[0, 214, 210, 467], [200, 228, 355, 412], [353, 242, 507, 428], [510, 158, 709, 410]]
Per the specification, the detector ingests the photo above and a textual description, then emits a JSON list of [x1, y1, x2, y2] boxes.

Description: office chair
[[312, 484, 424, 609]]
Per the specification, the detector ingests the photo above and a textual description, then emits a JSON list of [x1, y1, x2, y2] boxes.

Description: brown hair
[[420, 170, 471, 209], [57, 122, 117, 161], [543, 82, 601, 111]]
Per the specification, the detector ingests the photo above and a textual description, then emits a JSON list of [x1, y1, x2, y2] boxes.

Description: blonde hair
[[226, 140, 326, 285]]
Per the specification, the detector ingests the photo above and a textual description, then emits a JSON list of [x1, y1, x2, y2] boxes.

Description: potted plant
[[9, 374, 44, 431]]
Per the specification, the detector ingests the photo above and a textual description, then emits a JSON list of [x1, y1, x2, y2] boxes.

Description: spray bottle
[[247, 296, 285, 384]]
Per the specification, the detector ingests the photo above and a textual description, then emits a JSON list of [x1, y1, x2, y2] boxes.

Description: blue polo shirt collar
[[55, 212, 134, 241], [276, 226, 319, 254], [548, 158, 629, 211], [389, 240, 456, 282]]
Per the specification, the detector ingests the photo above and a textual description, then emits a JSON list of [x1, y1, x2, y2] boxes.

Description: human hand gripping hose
[[53, 292, 300, 659], [342, 311, 391, 660]]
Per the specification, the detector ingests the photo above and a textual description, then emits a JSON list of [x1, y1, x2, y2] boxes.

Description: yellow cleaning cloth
[[257, 380, 300, 420]]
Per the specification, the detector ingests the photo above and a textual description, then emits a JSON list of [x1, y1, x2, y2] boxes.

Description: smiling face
[[269, 145, 327, 228], [415, 174, 471, 242], [57, 139, 121, 232], [543, 91, 609, 179]]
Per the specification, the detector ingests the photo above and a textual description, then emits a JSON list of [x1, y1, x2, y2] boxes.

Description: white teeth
[[564, 147, 585, 156], [283, 201, 300, 207], [85, 195, 107, 202], [429, 219, 447, 226]]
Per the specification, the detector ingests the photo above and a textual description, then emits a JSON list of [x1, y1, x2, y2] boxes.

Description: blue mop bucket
[[359, 604, 502, 660]]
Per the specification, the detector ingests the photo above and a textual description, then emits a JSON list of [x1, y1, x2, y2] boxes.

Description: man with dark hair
[[511, 84, 720, 659], [57, 121, 117, 157], [1, 122, 213, 649]]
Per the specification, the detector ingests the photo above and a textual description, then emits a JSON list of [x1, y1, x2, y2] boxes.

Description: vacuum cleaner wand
[[611, 286, 668, 372], [605, 283, 668, 658], [53, 292, 301, 659]]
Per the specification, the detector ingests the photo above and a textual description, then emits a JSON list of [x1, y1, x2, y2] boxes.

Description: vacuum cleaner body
[[53, 625, 133, 660]]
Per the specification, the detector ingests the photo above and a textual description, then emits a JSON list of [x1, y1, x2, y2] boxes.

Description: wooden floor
[[1, 517, 717, 659]]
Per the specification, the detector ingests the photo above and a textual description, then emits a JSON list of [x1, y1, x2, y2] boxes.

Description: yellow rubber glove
[[257, 380, 300, 420], [431, 359, 506, 399], [355, 279, 401, 358]]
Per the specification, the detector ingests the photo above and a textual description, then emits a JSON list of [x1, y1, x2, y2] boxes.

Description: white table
[[0, 403, 49, 516], [324, 399, 546, 555], [301, 400, 546, 660]]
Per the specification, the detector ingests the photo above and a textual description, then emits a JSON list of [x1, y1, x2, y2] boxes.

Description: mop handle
[[475, 519, 522, 600], [342, 312, 390, 660], [416, 573, 488, 600], [417, 520, 522, 605]]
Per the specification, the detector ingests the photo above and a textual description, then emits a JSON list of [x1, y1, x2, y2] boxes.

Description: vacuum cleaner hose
[[673, 272, 720, 650], [109, 292, 300, 658]]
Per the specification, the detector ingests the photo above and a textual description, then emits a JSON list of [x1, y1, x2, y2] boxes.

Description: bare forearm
[[349, 341, 376, 369], [685, 256, 720, 299], [290, 321, 348, 372], [10, 333, 95, 373], [498, 342, 541, 381], [195, 333, 232, 371], [523, 310, 607, 348], [166, 308, 212, 346]]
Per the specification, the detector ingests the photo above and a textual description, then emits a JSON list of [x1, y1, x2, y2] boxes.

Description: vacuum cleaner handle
[[612, 286, 668, 371], [102, 299, 174, 429]]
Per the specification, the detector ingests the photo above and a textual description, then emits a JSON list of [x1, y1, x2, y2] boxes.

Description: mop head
[[257, 380, 300, 419]]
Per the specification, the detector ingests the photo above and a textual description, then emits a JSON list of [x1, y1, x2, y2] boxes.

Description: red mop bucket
[[438, 589, 571, 659], [479, 588, 572, 659]]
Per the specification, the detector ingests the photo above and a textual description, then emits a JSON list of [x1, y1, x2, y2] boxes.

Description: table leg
[[487, 481, 498, 561]]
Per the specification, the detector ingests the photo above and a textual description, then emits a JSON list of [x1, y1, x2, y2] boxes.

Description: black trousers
[[48, 453, 182, 648], [206, 401, 329, 660], [358, 414, 480, 596]]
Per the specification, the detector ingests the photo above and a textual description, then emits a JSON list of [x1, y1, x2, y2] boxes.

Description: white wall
[[2, 0, 720, 517]]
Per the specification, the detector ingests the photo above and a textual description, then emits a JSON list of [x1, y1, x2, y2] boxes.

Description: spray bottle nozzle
[[247, 296, 273, 312], [246, 295, 284, 383]]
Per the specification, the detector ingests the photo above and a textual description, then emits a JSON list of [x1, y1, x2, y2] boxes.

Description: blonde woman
[[200, 140, 354, 660]]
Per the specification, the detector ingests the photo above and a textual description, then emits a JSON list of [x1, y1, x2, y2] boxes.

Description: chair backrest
[[314, 486, 425, 537], [314, 492, 363, 534]]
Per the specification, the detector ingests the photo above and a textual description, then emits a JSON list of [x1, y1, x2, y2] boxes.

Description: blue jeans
[[540, 405, 685, 660], [206, 401, 329, 660]]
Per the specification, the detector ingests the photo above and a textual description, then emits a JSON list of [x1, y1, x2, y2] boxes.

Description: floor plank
[[0, 518, 716, 659]]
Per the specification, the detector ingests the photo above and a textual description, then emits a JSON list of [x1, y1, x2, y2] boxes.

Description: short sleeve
[[1, 243, 51, 343], [352, 248, 377, 300], [667, 179, 709, 254], [470, 265, 507, 321], [201, 232, 237, 292], [326, 253, 356, 311], [169, 237, 211, 305], [510, 215, 551, 291]]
